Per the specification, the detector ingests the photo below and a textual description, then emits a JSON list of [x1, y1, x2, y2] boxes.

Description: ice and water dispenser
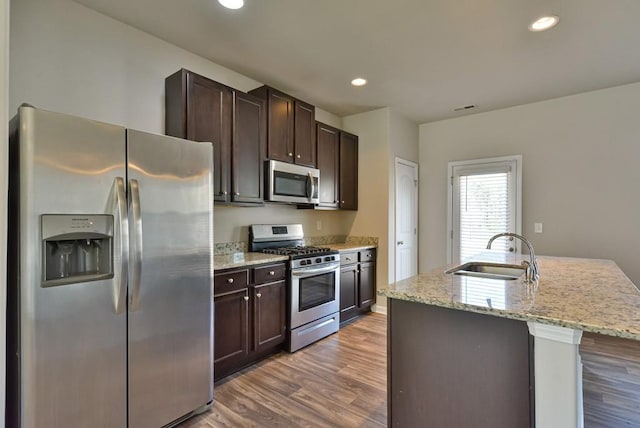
[[41, 214, 114, 286]]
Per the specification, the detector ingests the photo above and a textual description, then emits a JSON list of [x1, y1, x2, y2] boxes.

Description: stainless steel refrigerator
[[7, 106, 214, 427]]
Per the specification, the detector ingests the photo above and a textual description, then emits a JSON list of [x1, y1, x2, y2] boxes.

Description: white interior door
[[395, 158, 418, 281]]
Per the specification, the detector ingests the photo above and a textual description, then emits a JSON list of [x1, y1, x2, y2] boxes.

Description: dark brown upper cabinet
[[316, 122, 340, 208], [165, 69, 265, 205], [249, 86, 316, 167], [339, 131, 358, 210], [231, 91, 266, 204]]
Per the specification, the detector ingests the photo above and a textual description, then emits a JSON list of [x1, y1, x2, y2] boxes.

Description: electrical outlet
[[534, 223, 543, 234], [316, 220, 322, 231]]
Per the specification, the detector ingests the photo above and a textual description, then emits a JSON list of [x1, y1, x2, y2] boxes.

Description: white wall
[[9, 0, 347, 244], [343, 108, 419, 310], [388, 109, 419, 285], [1, 0, 8, 423], [419, 82, 640, 286]]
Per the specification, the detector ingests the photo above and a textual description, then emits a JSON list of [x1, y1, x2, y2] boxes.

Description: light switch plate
[[534, 223, 543, 233]]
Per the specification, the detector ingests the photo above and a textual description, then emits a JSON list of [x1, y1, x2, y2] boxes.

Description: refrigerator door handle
[[114, 177, 129, 314], [128, 179, 143, 311]]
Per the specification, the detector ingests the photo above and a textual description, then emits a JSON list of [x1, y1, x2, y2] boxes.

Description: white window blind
[[459, 169, 511, 260], [449, 157, 520, 263]]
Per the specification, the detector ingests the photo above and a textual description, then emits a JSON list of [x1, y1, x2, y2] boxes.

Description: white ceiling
[[73, 0, 640, 123]]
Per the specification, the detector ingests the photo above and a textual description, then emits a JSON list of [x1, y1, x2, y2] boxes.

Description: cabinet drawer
[[341, 252, 358, 265], [253, 263, 287, 284], [214, 269, 249, 295], [359, 249, 376, 262]]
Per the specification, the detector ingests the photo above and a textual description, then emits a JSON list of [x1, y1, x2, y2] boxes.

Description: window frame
[[447, 155, 523, 264]]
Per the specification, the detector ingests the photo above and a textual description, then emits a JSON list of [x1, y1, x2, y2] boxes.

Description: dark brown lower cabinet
[[214, 263, 286, 381], [339, 249, 377, 323], [253, 280, 286, 352], [388, 300, 533, 428]]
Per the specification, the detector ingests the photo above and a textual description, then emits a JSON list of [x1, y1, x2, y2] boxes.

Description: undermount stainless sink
[[445, 262, 526, 281]]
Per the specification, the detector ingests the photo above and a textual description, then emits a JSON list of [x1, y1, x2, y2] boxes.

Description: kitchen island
[[379, 252, 640, 428]]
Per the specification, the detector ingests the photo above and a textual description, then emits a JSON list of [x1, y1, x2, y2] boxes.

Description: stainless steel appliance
[[265, 159, 320, 204], [7, 106, 214, 428], [249, 224, 340, 352]]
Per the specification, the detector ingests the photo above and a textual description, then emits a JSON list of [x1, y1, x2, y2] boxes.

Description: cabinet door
[[266, 90, 294, 162], [232, 91, 266, 204], [253, 280, 286, 352], [214, 288, 249, 366], [339, 132, 358, 210], [294, 101, 316, 167], [187, 73, 232, 203], [316, 123, 339, 208], [358, 261, 376, 307], [340, 264, 358, 320]]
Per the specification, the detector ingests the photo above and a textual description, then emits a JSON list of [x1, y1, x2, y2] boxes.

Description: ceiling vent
[[453, 104, 477, 112]]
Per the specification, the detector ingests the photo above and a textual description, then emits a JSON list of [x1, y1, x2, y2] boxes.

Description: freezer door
[[127, 129, 214, 427], [8, 107, 128, 428]]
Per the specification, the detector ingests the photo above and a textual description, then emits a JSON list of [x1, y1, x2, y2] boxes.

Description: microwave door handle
[[307, 172, 315, 200]]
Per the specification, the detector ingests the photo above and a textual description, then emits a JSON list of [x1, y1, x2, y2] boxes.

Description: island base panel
[[388, 299, 533, 428]]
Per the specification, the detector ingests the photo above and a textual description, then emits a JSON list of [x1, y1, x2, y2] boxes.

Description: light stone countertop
[[327, 243, 377, 253], [214, 253, 288, 271], [379, 251, 640, 340]]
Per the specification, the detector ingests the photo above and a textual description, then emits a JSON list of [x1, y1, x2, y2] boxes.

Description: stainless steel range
[[249, 224, 340, 352]]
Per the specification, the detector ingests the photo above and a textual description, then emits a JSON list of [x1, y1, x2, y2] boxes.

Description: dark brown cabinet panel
[[316, 123, 340, 208], [214, 262, 287, 381], [339, 250, 376, 323], [339, 265, 358, 321], [358, 261, 375, 307], [165, 69, 232, 202], [293, 101, 316, 167], [339, 132, 358, 210], [166, 69, 265, 205], [253, 280, 286, 352], [214, 288, 249, 367], [389, 301, 532, 427], [232, 91, 266, 203], [250, 86, 317, 167]]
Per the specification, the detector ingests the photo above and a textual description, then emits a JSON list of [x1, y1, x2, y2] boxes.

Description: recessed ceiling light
[[528, 15, 559, 32], [351, 78, 367, 87], [218, 0, 244, 10]]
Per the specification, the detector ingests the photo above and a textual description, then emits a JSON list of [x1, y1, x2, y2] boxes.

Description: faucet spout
[[486, 233, 539, 282]]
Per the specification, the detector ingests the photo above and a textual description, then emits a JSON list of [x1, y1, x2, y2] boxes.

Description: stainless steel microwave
[[266, 160, 319, 204]]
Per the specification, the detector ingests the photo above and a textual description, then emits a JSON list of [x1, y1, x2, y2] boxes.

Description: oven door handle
[[292, 264, 340, 277]]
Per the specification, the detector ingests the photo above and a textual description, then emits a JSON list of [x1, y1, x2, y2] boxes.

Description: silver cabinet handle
[[296, 154, 301, 159], [128, 179, 143, 312], [288, 152, 293, 157], [397, 241, 404, 246], [234, 192, 240, 196], [269, 271, 275, 276], [341, 201, 345, 204], [243, 296, 249, 301], [345, 257, 352, 261], [256, 293, 262, 298], [221, 191, 228, 195], [367, 254, 372, 257], [113, 177, 129, 314], [227, 278, 234, 284]]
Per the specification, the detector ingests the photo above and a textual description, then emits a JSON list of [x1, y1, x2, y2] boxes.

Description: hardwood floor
[[180, 313, 387, 427], [178, 315, 640, 428], [581, 332, 640, 428]]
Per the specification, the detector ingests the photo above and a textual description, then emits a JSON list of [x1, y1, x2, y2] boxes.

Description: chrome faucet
[[486, 233, 539, 283]]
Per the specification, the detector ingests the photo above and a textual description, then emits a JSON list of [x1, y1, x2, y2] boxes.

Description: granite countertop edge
[[379, 252, 640, 341]]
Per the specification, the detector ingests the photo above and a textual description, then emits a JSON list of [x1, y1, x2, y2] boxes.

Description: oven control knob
[[300, 260, 307, 266], [315, 258, 322, 263], [324, 256, 332, 262]]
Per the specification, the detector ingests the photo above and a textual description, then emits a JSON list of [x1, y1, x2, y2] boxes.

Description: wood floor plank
[[180, 313, 387, 428], [180, 315, 640, 428]]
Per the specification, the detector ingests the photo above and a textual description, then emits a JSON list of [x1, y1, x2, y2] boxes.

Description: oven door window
[[299, 272, 336, 312]]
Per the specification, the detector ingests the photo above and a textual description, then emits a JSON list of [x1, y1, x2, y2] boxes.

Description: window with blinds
[[448, 157, 521, 263]]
